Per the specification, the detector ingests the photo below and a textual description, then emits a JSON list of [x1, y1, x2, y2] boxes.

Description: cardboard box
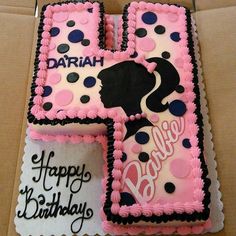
[[0, 0, 236, 235]]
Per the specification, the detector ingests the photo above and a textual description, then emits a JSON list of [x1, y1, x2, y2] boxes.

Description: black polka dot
[[130, 51, 138, 58], [138, 152, 149, 162], [80, 95, 90, 103], [67, 72, 79, 83], [120, 192, 136, 206], [175, 85, 185, 93], [154, 25, 165, 34], [121, 152, 127, 162], [135, 28, 147, 38], [142, 12, 157, 25], [170, 32, 181, 42], [42, 86, 52, 97], [88, 8, 93, 13], [43, 102, 52, 111], [50, 27, 60, 37], [81, 39, 90, 46], [83, 76, 96, 88], [57, 44, 70, 54], [161, 51, 170, 59], [182, 138, 191, 148], [169, 100, 187, 117], [67, 20, 75, 27], [135, 131, 150, 144], [164, 182, 176, 194], [68, 29, 84, 43]]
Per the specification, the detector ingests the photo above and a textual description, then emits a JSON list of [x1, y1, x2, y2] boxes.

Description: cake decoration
[[23, 1, 213, 234]]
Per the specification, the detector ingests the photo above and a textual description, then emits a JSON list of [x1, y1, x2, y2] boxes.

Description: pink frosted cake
[[27, 1, 211, 234]]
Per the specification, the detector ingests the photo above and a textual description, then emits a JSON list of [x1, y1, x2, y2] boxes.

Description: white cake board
[[192, 16, 224, 233], [14, 17, 224, 236]]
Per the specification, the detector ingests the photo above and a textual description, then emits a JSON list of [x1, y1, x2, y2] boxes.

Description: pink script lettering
[[122, 117, 185, 204]]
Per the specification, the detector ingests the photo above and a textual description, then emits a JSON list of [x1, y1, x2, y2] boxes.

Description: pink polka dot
[[48, 73, 61, 85], [170, 159, 191, 178], [175, 58, 184, 68], [49, 42, 56, 51], [138, 38, 156, 52], [150, 113, 159, 123], [55, 90, 73, 106], [168, 13, 179, 22], [131, 143, 142, 154], [53, 12, 69, 22], [80, 18, 88, 24]]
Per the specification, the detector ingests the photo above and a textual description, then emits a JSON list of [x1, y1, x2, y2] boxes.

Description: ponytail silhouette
[[146, 57, 180, 112]]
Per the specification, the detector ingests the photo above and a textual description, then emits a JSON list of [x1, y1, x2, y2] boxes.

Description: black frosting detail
[[135, 28, 147, 38], [138, 152, 150, 162], [57, 43, 70, 53], [67, 20, 75, 27], [175, 85, 185, 93], [43, 102, 52, 111], [130, 51, 138, 58], [80, 95, 90, 104], [28, 2, 210, 226], [87, 8, 93, 13], [154, 25, 166, 34], [182, 138, 191, 148], [120, 3, 130, 51], [124, 118, 153, 140], [81, 39, 90, 46], [120, 192, 136, 206], [164, 182, 176, 193], [67, 72, 79, 83], [161, 51, 170, 59], [121, 152, 127, 162]]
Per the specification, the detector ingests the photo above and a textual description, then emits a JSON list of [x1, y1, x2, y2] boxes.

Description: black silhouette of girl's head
[[98, 57, 180, 117]]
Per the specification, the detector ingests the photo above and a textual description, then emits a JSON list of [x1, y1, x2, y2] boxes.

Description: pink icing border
[[29, 128, 106, 144], [104, 14, 114, 49], [117, 16, 123, 50], [30, 1, 209, 232]]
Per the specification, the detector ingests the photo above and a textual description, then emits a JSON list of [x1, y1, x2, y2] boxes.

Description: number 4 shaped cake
[[27, 1, 211, 234]]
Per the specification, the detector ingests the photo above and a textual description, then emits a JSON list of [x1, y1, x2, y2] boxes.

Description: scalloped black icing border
[[27, 1, 211, 226], [102, 7, 211, 225]]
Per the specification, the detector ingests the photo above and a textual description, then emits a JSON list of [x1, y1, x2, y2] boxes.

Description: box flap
[[195, 0, 236, 11], [0, 12, 35, 236], [37, 0, 194, 15], [0, 0, 35, 8], [0, 5, 34, 15], [2, 1, 236, 236]]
